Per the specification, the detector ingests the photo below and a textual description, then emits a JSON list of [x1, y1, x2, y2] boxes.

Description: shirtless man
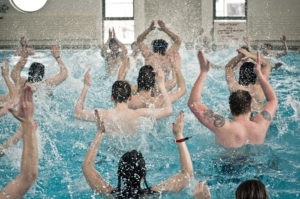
[[188, 50, 278, 148], [118, 52, 185, 109], [100, 28, 128, 74], [74, 68, 172, 135], [15, 36, 35, 57], [0, 84, 38, 198], [0, 45, 68, 153], [137, 20, 181, 74], [225, 48, 271, 112]]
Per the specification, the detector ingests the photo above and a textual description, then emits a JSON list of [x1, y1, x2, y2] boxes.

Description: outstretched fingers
[[194, 181, 211, 199]]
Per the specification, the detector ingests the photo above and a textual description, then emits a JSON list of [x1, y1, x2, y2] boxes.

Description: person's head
[[111, 81, 131, 103], [109, 38, 119, 52], [261, 43, 273, 56], [239, 62, 257, 86], [151, 39, 168, 55], [116, 150, 150, 198], [20, 36, 28, 47], [137, 65, 155, 92], [27, 62, 45, 83], [229, 90, 252, 116], [236, 179, 269, 199]]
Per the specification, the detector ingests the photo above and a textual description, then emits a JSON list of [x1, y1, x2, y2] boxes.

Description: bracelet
[[175, 136, 192, 143]]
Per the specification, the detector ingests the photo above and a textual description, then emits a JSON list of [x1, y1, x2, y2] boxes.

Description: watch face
[[9, 0, 48, 12]]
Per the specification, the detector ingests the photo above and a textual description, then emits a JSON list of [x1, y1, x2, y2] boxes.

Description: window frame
[[102, 0, 134, 20], [213, 0, 247, 20]]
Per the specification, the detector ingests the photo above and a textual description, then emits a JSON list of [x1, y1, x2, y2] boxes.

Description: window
[[214, 0, 247, 20], [103, 0, 134, 44]]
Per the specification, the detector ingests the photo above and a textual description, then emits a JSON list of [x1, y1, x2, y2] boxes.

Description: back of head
[[20, 36, 28, 46], [229, 90, 252, 116], [112, 81, 131, 103], [109, 38, 118, 51], [151, 39, 168, 55], [28, 62, 45, 83], [116, 150, 150, 198], [239, 62, 257, 86], [137, 65, 155, 92], [236, 179, 269, 199]]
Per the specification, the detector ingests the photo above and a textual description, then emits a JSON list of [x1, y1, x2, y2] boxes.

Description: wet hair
[[241, 45, 250, 52], [239, 62, 257, 86], [27, 62, 45, 83], [115, 150, 152, 198], [151, 39, 168, 55], [111, 81, 131, 103], [236, 179, 269, 199], [229, 90, 252, 116], [137, 65, 155, 92], [109, 38, 118, 50], [263, 43, 273, 50]]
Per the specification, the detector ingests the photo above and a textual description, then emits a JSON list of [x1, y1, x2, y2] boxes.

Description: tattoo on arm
[[261, 110, 272, 121], [203, 110, 226, 128]]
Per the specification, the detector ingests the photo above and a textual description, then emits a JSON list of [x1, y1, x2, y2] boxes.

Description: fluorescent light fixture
[[9, 0, 47, 12]]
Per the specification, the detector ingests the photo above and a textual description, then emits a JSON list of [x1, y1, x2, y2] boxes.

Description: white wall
[[0, 0, 299, 48]]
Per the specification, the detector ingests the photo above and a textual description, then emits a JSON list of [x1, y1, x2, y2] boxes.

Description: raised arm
[[188, 50, 227, 133], [74, 68, 96, 121], [11, 56, 27, 86], [45, 45, 69, 87], [137, 21, 155, 58], [2, 59, 18, 101], [0, 85, 38, 198], [112, 28, 128, 56], [225, 52, 244, 92], [152, 111, 193, 192], [82, 110, 114, 194], [100, 29, 112, 58], [117, 56, 138, 93], [276, 35, 288, 58], [158, 20, 181, 53], [252, 52, 278, 126]]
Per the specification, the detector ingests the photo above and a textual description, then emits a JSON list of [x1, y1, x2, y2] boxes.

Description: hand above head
[[95, 109, 105, 133], [157, 20, 166, 30], [109, 28, 112, 39], [1, 59, 9, 77], [84, 68, 91, 86], [51, 44, 60, 59], [149, 20, 155, 30], [9, 84, 34, 122], [172, 111, 184, 140], [281, 35, 287, 43], [112, 27, 116, 38], [243, 36, 250, 45], [194, 181, 211, 199], [197, 50, 210, 73], [237, 48, 250, 57], [254, 51, 262, 76]]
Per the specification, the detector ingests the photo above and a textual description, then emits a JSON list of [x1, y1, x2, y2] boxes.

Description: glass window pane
[[105, 0, 133, 18], [104, 20, 134, 44], [216, 0, 246, 17]]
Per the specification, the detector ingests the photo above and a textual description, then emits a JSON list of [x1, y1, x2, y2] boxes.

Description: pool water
[[0, 48, 299, 199]]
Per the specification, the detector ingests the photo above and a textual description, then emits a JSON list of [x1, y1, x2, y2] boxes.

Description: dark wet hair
[[241, 45, 250, 52], [236, 179, 269, 199], [137, 65, 155, 92], [115, 150, 152, 198], [263, 43, 273, 50], [109, 38, 118, 50], [229, 90, 252, 116], [28, 62, 45, 83], [239, 62, 257, 86], [111, 81, 131, 103], [151, 39, 168, 55]]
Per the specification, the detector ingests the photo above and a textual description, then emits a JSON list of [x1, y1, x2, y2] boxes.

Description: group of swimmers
[[0, 20, 285, 198]]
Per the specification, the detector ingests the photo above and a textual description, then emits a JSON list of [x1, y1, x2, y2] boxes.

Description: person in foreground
[[15, 36, 35, 57], [0, 84, 38, 199], [74, 68, 172, 135], [194, 179, 268, 199], [82, 110, 193, 198], [188, 50, 278, 148]]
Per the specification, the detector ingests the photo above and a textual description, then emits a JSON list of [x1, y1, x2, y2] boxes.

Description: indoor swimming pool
[[0, 47, 299, 198]]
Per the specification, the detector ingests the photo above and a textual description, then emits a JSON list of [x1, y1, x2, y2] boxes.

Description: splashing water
[[0, 48, 299, 198]]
